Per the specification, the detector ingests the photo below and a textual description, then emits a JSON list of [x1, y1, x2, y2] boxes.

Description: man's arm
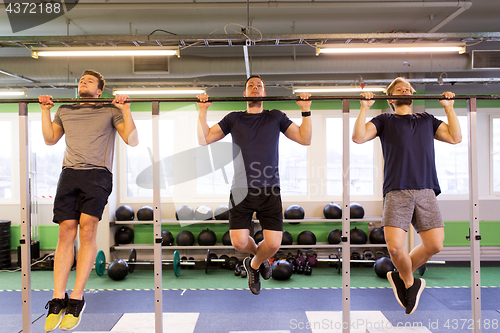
[[352, 92, 378, 144], [38, 95, 64, 145], [284, 93, 312, 145], [113, 95, 139, 147], [197, 94, 226, 145], [434, 92, 462, 144]]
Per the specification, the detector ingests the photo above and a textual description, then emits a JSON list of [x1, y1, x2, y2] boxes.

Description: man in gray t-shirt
[[39, 70, 138, 332]]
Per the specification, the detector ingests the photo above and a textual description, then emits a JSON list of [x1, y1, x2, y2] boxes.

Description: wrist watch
[[302, 111, 311, 117]]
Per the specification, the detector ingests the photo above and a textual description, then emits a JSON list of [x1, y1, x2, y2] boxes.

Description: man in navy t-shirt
[[197, 75, 312, 295], [352, 77, 462, 315]]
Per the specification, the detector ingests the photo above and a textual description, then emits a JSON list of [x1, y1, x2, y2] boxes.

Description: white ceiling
[[1, 0, 500, 96]]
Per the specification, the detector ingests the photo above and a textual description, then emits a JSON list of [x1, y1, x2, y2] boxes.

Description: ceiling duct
[[472, 50, 500, 69], [133, 56, 170, 74]]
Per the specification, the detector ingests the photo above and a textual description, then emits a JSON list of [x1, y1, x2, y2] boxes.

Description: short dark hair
[[245, 75, 265, 89], [81, 70, 105, 91]]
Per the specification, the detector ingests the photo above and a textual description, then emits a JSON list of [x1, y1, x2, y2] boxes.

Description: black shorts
[[53, 168, 113, 223], [228, 187, 283, 231]]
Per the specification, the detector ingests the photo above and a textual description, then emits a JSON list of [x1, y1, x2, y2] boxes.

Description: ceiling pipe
[[427, 1, 473, 33]]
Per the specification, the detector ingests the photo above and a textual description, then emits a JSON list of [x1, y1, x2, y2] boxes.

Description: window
[[434, 116, 468, 195], [492, 117, 500, 193], [326, 118, 375, 196], [279, 118, 308, 196], [0, 121, 12, 199], [126, 118, 175, 198]]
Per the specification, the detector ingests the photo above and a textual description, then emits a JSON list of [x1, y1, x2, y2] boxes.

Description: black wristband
[[301, 111, 311, 117]]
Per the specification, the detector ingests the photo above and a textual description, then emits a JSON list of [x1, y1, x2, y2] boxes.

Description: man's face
[[389, 82, 413, 107], [243, 77, 266, 98], [78, 74, 102, 98]]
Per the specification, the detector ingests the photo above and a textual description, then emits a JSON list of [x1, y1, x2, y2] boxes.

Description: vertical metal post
[[468, 98, 481, 332], [341, 99, 351, 333], [152, 102, 163, 333], [19, 102, 32, 333]]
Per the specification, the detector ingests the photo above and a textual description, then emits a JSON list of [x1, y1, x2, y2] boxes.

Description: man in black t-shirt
[[197, 75, 312, 295], [352, 77, 462, 315]]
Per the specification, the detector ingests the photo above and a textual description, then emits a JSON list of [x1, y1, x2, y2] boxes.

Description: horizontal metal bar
[[1, 95, 499, 104]]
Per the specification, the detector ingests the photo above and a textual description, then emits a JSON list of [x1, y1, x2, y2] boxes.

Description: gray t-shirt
[[53, 103, 124, 172]]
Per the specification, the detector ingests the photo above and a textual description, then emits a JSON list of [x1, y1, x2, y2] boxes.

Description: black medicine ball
[[373, 257, 395, 278], [324, 203, 342, 219], [284, 205, 305, 219], [108, 259, 129, 281], [137, 206, 154, 221], [176, 205, 194, 220], [281, 231, 293, 245], [198, 228, 217, 246], [115, 226, 134, 245], [369, 227, 385, 244], [297, 230, 316, 245], [271, 259, 293, 280], [161, 230, 174, 246], [214, 205, 230, 220], [222, 230, 232, 246], [350, 202, 365, 219], [328, 229, 342, 244], [176, 230, 195, 246], [194, 206, 213, 220], [115, 205, 134, 221], [350, 227, 367, 245], [253, 230, 264, 244]]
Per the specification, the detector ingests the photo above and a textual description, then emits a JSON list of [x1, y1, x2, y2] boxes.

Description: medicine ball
[[108, 259, 129, 281], [284, 205, 305, 220], [194, 206, 213, 220], [198, 228, 217, 246], [350, 227, 367, 244], [328, 229, 342, 244], [253, 230, 264, 244], [161, 230, 174, 246], [137, 206, 154, 221], [175, 205, 194, 220], [222, 230, 232, 246], [297, 230, 316, 245], [350, 202, 365, 219], [373, 257, 395, 278], [115, 205, 134, 221], [176, 230, 195, 246], [281, 231, 293, 245], [214, 205, 230, 220], [114, 226, 134, 245], [369, 227, 385, 244], [324, 203, 342, 219], [271, 259, 293, 280]]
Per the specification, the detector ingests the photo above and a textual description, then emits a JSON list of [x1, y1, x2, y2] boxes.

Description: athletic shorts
[[382, 189, 444, 232], [53, 168, 113, 223], [228, 187, 283, 231]]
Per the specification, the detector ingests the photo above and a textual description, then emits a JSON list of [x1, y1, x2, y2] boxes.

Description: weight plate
[[173, 250, 181, 277], [95, 250, 106, 276], [205, 249, 210, 274], [128, 248, 137, 273]]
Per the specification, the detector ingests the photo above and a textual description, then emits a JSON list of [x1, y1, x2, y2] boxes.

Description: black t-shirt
[[218, 109, 293, 189], [370, 112, 443, 196]]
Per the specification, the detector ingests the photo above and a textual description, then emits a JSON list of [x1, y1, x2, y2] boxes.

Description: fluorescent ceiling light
[[31, 47, 179, 58], [0, 90, 27, 96], [316, 43, 466, 55], [113, 88, 206, 96], [293, 86, 386, 93]]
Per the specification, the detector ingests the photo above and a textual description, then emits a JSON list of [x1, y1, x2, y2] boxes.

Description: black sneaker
[[260, 259, 272, 280], [59, 297, 86, 331], [44, 293, 69, 332], [405, 278, 426, 315], [387, 271, 407, 308], [243, 257, 261, 295]]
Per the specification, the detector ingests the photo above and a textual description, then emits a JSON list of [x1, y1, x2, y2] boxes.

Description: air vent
[[133, 56, 169, 74], [472, 50, 500, 69]]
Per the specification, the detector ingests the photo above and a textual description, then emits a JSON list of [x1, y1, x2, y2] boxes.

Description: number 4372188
[[6, 2, 61, 14]]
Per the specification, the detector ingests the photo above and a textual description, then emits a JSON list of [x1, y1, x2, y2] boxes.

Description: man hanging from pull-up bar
[[197, 75, 312, 295], [352, 77, 462, 315], [38, 70, 138, 332]]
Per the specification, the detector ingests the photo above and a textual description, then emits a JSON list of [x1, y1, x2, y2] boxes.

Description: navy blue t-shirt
[[370, 112, 443, 196], [218, 109, 293, 189]]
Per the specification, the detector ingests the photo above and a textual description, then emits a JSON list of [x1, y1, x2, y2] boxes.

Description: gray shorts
[[382, 189, 444, 232]]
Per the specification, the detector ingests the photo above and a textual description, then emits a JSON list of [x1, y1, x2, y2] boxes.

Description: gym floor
[[1, 265, 500, 333]]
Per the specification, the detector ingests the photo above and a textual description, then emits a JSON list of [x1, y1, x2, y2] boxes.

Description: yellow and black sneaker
[[60, 297, 86, 331], [44, 293, 69, 332]]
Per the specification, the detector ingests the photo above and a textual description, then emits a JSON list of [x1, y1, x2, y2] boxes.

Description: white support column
[[341, 99, 351, 333], [19, 102, 32, 333], [152, 102, 163, 333], [467, 98, 481, 332]]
